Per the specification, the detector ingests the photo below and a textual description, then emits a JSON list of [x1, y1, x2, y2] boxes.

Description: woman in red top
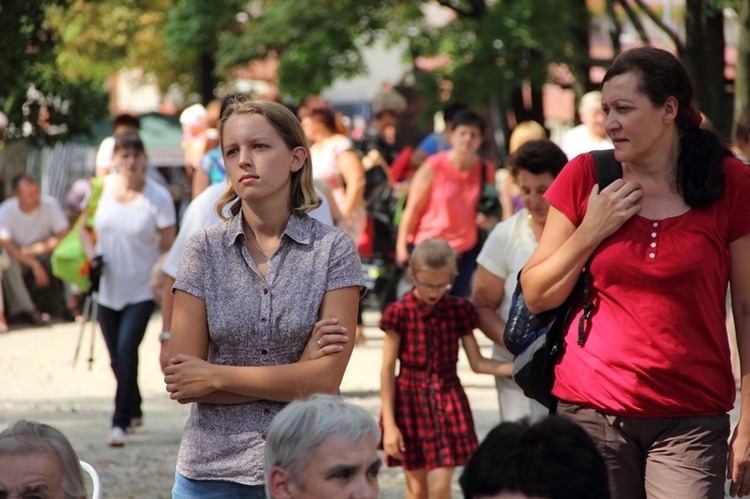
[[521, 47, 750, 498]]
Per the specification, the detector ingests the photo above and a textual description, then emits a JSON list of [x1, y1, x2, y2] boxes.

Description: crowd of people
[[4, 45, 750, 498]]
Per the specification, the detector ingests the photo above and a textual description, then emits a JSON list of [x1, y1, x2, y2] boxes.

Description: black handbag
[[477, 161, 502, 217], [502, 149, 621, 411]]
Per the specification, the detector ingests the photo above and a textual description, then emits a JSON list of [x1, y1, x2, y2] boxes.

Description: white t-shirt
[[94, 176, 176, 310], [475, 208, 537, 362], [0, 196, 69, 246], [162, 184, 334, 278], [559, 124, 612, 160]]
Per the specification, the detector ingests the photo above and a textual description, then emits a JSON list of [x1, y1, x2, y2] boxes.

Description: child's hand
[[383, 425, 406, 460]]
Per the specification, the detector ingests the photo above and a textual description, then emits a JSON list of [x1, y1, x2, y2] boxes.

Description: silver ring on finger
[[317, 339, 322, 347]]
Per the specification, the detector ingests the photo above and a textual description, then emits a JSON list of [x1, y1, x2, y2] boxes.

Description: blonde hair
[[409, 239, 457, 276], [216, 99, 321, 220], [508, 121, 547, 154]]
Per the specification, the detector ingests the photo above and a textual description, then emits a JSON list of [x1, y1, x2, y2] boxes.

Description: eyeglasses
[[412, 277, 453, 292]]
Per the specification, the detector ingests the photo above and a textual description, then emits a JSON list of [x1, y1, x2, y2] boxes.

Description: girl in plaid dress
[[380, 238, 512, 499]]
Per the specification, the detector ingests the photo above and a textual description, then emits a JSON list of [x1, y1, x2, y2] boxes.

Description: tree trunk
[[735, 0, 750, 137], [684, 0, 730, 138], [199, 52, 216, 106]]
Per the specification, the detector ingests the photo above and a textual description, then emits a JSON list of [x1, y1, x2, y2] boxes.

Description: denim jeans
[[97, 300, 155, 429], [450, 243, 480, 298], [172, 472, 266, 499]]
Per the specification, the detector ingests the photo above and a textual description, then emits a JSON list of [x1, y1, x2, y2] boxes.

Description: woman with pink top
[[395, 109, 496, 298]]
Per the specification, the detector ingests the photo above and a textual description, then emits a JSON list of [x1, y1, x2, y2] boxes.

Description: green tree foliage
[[163, 0, 247, 103], [0, 0, 108, 144], [216, 0, 409, 98]]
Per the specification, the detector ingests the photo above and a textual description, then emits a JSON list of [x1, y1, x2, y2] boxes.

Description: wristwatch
[[158, 331, 171, 342]]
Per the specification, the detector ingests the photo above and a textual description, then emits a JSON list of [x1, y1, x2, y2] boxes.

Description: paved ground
[[0, 310, 501, 498]]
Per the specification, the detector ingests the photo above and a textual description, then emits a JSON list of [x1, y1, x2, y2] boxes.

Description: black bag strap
[[577, 150, 622, 346], [591, 149, 622, 192]]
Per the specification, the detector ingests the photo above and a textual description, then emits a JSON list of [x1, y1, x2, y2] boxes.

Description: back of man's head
[[459, 416, 610, 499]]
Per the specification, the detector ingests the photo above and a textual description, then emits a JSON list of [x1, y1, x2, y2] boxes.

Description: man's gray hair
[[264, 394, 380, 496], [0, 420, 87, 498]]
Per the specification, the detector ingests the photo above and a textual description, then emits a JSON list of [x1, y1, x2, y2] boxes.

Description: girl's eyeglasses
[[412, 277, 453, 292]]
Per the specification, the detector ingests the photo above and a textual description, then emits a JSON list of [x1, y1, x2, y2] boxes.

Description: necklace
[[246, 231, 270, 260]]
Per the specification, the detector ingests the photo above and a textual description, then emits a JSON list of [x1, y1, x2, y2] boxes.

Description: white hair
[[579, 91, 603, 115], [264, 394, 380, 497]]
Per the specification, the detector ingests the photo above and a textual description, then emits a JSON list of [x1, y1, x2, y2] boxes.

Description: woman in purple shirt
[[164, 99, 365, 497]]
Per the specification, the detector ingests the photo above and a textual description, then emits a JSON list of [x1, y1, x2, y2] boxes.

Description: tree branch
[[619, 0, 651, 45], [630, 0, 686, 54], [606, 0, 622, 55]]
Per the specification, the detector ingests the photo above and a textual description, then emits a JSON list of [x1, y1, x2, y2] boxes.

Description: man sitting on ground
[[0, 174, 70, 324]]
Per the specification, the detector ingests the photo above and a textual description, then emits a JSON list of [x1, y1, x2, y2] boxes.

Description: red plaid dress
[[379, 291, 479, 470]]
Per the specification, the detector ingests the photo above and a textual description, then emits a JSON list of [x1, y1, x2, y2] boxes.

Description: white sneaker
[[108, 427, 127, 447]]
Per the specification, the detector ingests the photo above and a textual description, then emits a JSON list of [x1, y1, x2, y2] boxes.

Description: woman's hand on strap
[[302, 317, 350, 360], [580, 179, 642, 244]]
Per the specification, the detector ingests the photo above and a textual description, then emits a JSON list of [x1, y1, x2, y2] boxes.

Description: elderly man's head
[[578, 91, 607, 140], [265, 394, 381, 499], [0, 420, 87, 499]]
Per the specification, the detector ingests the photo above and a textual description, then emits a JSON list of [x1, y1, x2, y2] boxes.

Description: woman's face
[[516, 170, 555, 225], [113, 147, 146, 178], [223, 113, 306, 204], [450, 124, 484, 155], [300, 116, 327, 143], [602, 71, 674, 163]]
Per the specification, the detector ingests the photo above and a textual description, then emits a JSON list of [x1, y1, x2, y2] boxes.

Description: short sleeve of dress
[[173, 229, 209, 301], [379, 300, 405, 335], [544, 153, 597, 227], [325, 228, 366, 297]]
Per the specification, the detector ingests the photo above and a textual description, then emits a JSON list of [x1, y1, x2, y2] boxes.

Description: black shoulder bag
[[502, 149, 621, 411]]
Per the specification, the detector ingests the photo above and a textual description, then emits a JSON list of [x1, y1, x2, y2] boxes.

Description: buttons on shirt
[[648, 222, 659, 261], [263, 288, 268, 295], [261, 349, 268, 355]]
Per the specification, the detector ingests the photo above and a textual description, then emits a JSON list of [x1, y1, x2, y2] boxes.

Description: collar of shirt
[[225, 211, 312, 248]]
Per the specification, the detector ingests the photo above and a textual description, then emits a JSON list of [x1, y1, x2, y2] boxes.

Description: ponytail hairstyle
[[602, 46, 729, 207]]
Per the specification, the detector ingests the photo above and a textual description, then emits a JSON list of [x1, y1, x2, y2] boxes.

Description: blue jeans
[[450, 244, 480, 298], [172, 472, 266, 499], [97, 300, 155, 429]]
